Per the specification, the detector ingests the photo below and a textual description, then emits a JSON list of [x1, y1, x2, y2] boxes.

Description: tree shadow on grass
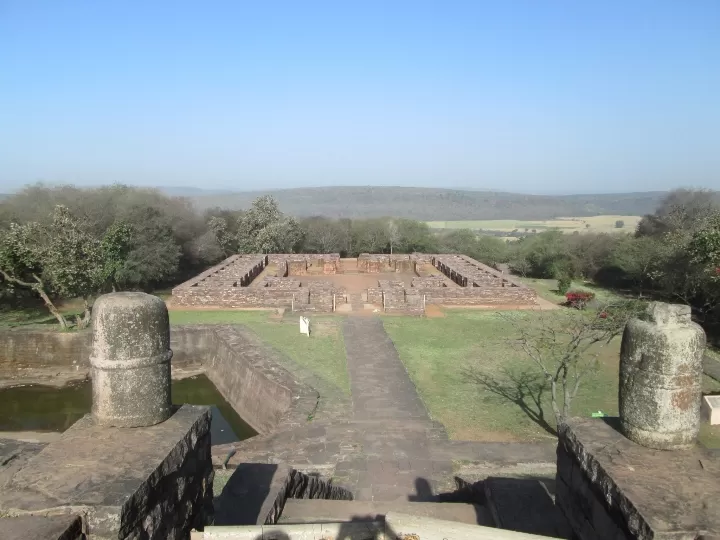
[[462, 365, 557, 436]]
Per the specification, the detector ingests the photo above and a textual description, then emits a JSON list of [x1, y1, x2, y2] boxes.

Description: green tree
[[0, 221, 66, 327], [207, 216, 237, 256], [44, 206, 103, 327], [116, 208, 181, 290], [0, 206, 103, 329], [236, 196, 304, 253], [615, 220, 624, 228], [509, 231, 572, 278], [395, 219, 437, 253], [301, 217, 348, 254], [100, 222, 133, 291]]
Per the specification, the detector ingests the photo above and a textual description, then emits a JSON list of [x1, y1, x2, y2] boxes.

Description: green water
[[0, 375, 256, 444]]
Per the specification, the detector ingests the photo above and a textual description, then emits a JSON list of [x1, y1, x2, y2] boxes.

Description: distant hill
[[156, 186, 236, 197], [188, 186, 666, 220]]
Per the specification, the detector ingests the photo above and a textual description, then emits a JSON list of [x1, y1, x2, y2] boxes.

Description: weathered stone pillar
[[90, 292, 172, 427], [619, 301, 705, 449]]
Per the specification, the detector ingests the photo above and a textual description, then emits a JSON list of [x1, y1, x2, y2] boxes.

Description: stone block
[[557, 417, 720, 540], [0, 405, 213, 540], [702, 395, 720, 425]]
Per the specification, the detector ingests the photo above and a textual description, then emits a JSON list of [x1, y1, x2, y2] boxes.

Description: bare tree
[[502, 302, 641, 427], [387, 220, 399, 254]]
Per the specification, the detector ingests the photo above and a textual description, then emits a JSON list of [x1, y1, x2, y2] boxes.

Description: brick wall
[[420, 286, 537, 305], [269, 254, 340, 275], [357, 254, 417, 273], [287, 260, 308, 276]]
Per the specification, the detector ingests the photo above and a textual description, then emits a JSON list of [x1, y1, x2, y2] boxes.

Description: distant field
[[426, 215, 641, 234]]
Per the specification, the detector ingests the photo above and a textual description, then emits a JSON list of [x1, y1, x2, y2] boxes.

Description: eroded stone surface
[[91, 292, 172, 428], [557, 417, 720, 540], [619, 301, 706, 450], [0, 405, 212, 540], [0, 514, 83, 540]]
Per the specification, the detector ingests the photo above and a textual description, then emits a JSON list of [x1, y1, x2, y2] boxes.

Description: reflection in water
[[0, 375, 256, 444]]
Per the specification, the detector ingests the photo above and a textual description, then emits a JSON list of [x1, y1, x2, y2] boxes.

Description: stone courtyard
[[171, 253, 538, 315]]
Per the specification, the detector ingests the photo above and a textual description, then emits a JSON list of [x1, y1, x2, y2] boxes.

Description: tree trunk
[[36, 287, 68, 330], [76, 297, 92, 330]]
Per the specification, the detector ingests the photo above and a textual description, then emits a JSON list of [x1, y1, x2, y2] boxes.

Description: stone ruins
[[2, 290, 719, 539], [171, 252, 538, 314]]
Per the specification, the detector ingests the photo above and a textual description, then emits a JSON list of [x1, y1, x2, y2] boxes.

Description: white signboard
[[299, 316, 310, 337]]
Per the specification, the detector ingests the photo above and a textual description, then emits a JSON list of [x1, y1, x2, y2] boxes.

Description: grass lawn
[[0, 300, 86, 330], [517, 277, 624, 305], [383, 309, 720, 448], [169, 310, 350, 396]]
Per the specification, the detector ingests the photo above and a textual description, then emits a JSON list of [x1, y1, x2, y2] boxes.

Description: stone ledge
[[0, 405, 213, 539], [0, 514, 83, 540], [558, 417, 720, 540]]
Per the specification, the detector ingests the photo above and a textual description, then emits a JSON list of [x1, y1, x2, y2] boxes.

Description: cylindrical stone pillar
[[619, 302, 705, 450], [90, 292, 173, 427]]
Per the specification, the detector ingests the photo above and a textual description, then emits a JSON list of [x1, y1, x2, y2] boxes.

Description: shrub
[[615, 220, 625, 229], [557, 275, 572, 294], [565, 290, 595, 309]]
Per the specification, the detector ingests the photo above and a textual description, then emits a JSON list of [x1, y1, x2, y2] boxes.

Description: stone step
[[483, 476, 571, 538], [214, 463, 352, 526], [278, 499, 494, 526]]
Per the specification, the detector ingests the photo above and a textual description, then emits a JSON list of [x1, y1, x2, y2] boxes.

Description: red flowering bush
[[565, 291, 595, 309]]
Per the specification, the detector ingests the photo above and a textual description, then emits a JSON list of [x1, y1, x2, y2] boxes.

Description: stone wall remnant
[[91, 292, 173, 428], [556, 417, 720, 540], [619, 302, 706, 450], [172, 252, 537, 312]]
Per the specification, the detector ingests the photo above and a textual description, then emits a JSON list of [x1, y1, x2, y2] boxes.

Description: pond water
[[0, 375, 256, 444]]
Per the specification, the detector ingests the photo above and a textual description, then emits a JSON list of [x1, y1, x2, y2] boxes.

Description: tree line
[[0, 184, 493, 326], [2, 184, 719, 336], [502, 188, 720, 339]]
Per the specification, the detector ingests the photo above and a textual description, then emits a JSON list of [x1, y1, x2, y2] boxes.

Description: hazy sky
[[1, 1, 719, 194]]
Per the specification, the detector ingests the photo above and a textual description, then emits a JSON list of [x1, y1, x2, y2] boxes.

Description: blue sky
[[1, 1, 719, 194]]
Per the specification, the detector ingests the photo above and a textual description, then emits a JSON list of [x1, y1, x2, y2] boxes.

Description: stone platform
[[556, 417, 720, 540], [0, 405, 212, 539]]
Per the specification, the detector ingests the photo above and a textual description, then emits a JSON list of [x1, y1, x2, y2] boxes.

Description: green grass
[[517, 277, 625, 306], [169, 310, 350, 395], [384, 309, 720, 448], [427, 215, 641, 234], [384, 310, 620, 442], [0, 302, 85, 330]]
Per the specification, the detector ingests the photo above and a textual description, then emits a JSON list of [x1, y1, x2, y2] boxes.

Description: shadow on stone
[[407, 476, 491, 526], [214, 463, 281, 526], [483, 476, 571, 538]]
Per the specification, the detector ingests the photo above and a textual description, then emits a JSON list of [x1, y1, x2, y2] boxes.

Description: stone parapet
[[0, 405, 213, 540], [556, 417, 720, 540]]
